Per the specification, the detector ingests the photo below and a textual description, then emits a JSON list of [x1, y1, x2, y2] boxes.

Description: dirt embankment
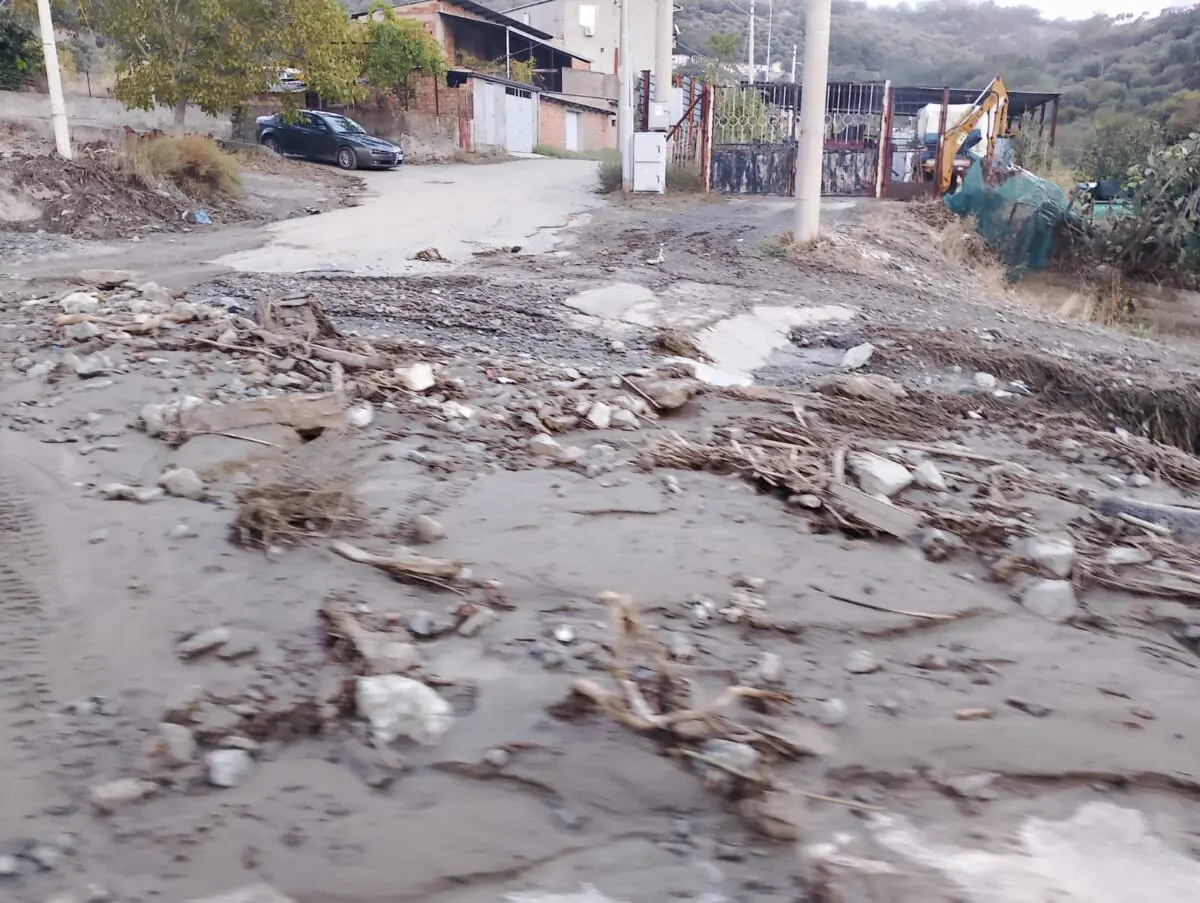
[[0, 129, 362, 241]]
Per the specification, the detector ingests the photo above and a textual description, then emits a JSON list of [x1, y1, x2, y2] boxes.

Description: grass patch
[[596, 159, 623, 194], [535, 143, 620, 163], [666, 164, 702, 192], [122, 134, 243, 201]]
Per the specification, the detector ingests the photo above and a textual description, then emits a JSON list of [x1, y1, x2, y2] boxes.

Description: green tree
[[83, 0, 365, 131], [1078, 113, 1162, 182], [0, 6, 37, 91], [360, 2, 444, 103], [707, 32, 739, 64]]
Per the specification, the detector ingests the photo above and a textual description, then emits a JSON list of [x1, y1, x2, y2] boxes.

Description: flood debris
[[232, 436, 366, 547], [553, 591, 874, 840], [321, 597, 422, 675], [330, 540, 470, 585]]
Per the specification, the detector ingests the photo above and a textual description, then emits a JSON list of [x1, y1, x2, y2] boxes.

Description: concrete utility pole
[[654, 0, 673, 103], [618, 0, 633, 191], [793, 0, 831, 244], [747, 0, 755, 81], [35, 0, 71, 160], [765, 0, 773, 81], [791, 43, 797, 82]]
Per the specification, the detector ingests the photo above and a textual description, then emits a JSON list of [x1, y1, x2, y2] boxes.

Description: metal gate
[[707, 81, 890, 197]]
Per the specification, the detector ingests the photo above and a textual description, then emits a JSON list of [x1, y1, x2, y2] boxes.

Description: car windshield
[[323, 115, 365, 135]]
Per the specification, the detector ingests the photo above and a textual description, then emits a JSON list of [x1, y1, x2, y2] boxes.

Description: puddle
[[563, 283, 660, 325], [692, 304, 855, 386], [563, 282, 856, 386], [854, 802, 1200, 902]]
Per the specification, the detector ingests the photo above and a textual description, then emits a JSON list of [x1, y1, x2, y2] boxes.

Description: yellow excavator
[[921, 76, 1011, 195]]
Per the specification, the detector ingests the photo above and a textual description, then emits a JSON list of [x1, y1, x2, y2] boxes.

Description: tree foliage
[[0, 5, 38, 91], [674, 0, 1199, 146], [361, 2, 444, 99], [1078, 113, 1162, 182], [83, 0, 365, 128]]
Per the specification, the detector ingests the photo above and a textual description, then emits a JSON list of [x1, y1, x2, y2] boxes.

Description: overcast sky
[[865, 0, 1171, 18]]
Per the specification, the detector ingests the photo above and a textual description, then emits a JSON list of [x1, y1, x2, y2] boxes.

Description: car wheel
[[337, 147, 358, 170], [263, 136, 282, 155]]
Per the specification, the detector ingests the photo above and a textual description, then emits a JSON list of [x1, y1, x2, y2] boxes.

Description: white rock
[[345, 403, 374, 429], [206, 749, 254, 788], [1025, 534, 1076, 578], [840, 343, 875, 370], [60, 291, 100, 314], [815, 698, 848, 727], [611, 408, 639, 430], [396, 363, 436, 392], [585, 401, 613, 429], [216, 327, 239, 347], [160, 467, 205, 500], [89, 778, 158, 812], [168, 522, 198, 540], [973, 372, 998, 389], [554, 624, 576, 644], [65, 321, 101, 342], [847, 452, 912, 497], [410, 514, 445, 544], [913, 460, 948, 491], [844, 650, 881, 674], [528, 433, 561, 457], [1020, 579, 1079, 623], [1129, 473, 1152, 488], [74, 351, 114, 378], [140, 402, 173, 437], [26, 359, 57, 380], [356, 675, 453, 745], [610, 340, 627, 353]]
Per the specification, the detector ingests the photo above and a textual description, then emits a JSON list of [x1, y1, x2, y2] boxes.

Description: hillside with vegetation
[[678, 0, 1200, 138]]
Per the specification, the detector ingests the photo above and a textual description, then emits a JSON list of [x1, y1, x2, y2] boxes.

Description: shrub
[[0, 9, 38, 91], [596, 159, 622, 194], [666, 163, 702, 192], [124, 134, 243, 200]]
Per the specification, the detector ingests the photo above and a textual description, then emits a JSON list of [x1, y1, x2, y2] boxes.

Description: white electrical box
[[647, 101, 672, 131], [632, 132, 666, 194], [668, 86, 684, 123]]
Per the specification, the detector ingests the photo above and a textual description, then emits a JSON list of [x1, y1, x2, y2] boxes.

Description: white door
[[504, 87, 535, 154], [565, 111, 580, 153]]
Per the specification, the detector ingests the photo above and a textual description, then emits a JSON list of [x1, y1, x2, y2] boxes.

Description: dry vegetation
[[121, 134, 243, 201]]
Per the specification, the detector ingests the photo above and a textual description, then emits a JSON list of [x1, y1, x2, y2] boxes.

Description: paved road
[[3, 157, 603, 294], [215, 158, 603, 276]]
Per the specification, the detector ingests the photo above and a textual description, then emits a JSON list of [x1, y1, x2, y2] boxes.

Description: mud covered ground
[[0, 126, 363, 254], [2, 175, 1200, 903]]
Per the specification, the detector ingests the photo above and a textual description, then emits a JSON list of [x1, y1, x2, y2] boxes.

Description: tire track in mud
[[0, 471, 58, 815]]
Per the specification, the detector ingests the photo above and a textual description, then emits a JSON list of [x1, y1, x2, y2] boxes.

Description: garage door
[[504, 86, 535, 154], [565, 111, 580, 152]]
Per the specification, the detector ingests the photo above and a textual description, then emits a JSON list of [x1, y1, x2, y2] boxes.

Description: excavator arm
[[936, 76, 1009, 194]]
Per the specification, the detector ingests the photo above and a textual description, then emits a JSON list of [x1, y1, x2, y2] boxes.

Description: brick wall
[[539, 100, 565, 149], [537, 98, 616, 153]]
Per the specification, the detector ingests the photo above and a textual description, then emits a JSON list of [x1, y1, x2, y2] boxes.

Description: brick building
[[344, 0, 611, 154], [538, 95, 615, 153]]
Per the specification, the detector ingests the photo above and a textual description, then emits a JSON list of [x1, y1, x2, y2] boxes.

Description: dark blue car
[[255, 110, 403, 170]]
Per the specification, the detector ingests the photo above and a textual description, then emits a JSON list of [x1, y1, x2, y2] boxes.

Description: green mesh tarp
[[944, 161, 1068, 281]]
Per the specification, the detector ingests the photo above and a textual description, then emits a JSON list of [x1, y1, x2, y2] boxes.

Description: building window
[[579, 4, 596, 28]]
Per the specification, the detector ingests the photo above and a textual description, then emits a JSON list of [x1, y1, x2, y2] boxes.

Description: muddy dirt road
[[2, 158, 1200, 903]]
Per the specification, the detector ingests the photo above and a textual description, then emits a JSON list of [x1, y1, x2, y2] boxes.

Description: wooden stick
[[887, 441, 1024, 469], [618, 374, 660, 410], [1117, 513, 1173, 536], [189, 430, 282, 448], [815, 585, 963, 621]]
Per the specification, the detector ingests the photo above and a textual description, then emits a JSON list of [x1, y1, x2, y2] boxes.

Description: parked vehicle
[[255, 110, 403, 170]]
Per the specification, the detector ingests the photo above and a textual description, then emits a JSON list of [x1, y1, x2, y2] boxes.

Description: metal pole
[[791, 43, 797, 82], [36, 0, 71, 159], [505, 27, 511, 79], [654, 0, 672, 102], [747, 0, 755, 81], [618, 0, 633, 191], [792, 0, 830, 244]]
